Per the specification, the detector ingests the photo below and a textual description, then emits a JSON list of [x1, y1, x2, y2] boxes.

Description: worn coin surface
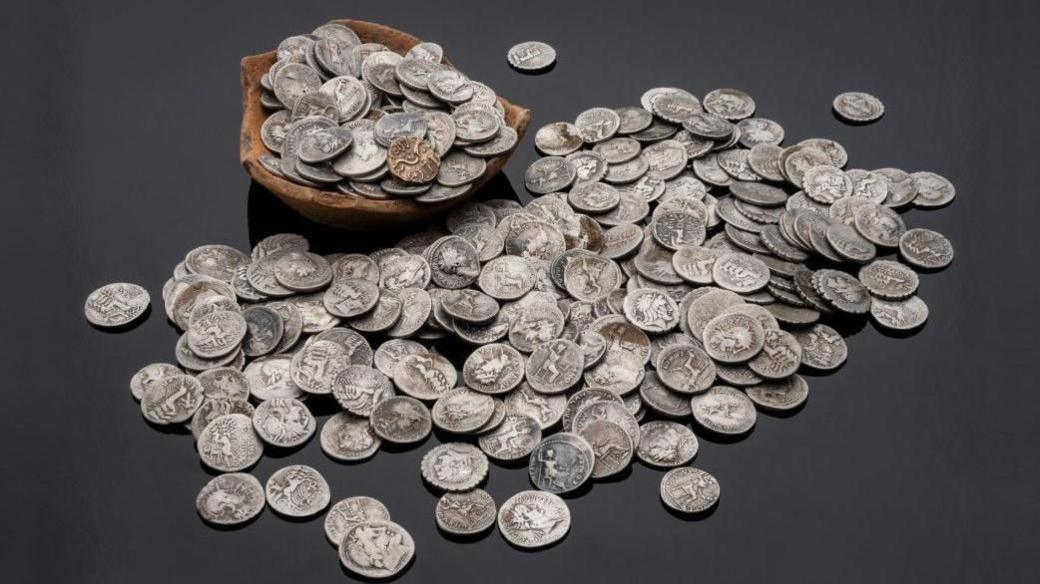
[[507, 41, 557, 71], [436, 489, 497, 535], [858, 260, 919, 299], [690, 386, 757, 435], [393, 352, 456, 400], [197, 413, 264, 472], [702, 313, 765, 363], [525, 339, 583, 394], [265, 464, 330, 518], [623, 288, 680, 333], [324, 496, 391, 545], [338, 520, 415, 579], [660, 467, 720, 514], [792, 323, 847, 371], [129, 362, 181, 401], [498, 490, 570, 548], [195, 473, 266, 526], [747, 329, 802, 379], [528, 432, 594, 494], [141, 374, 204, 425], [746, 374, 809, 411], [505, 383, 567, 429], [241, 305, 285, 357], [252, 397, 316, 448], [84, 282, 151, 328], [578, 419, 633, 478], [421, 442, 489, 492], [899, 228, 954, 269], [432, 387, 496, 434], [870, 295, 929, 331], [320, 412, 381, 462], [371, 396, 432, 444], [833, 91, 885, 123], [636, 421, 699, 468], [479, 413, 542, 461]]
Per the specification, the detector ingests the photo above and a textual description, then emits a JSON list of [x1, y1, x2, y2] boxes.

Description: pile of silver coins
[[84, 83, 955, 580], [257, 22, 516, 204]]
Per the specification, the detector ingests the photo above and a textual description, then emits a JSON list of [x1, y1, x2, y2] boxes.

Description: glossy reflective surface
[[4, 1, 1039, 582]]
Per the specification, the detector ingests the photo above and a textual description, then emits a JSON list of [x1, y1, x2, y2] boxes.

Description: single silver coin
[[421, 442, 489, 492], [690, 386, 757, 435], [189, 398, 255, 439], [320, 412, 381, 462], [623, 288, 681, 333], [507, 41, 557, 71], [324, 496, 391, 545], [702, 312, 765, 363], [575, 107, 621, 143], [265, 464, 330, 518], [197, 413, 264, 472], [432, 388, 496, 433], [792, 323, 847, 370], [273, 251, 332, 292], [463, 343, 524, 394], [527, 432, 594, 494], [535, 122, 583, 156], [436, 489, 497, 535], [252, 397, 316, 448], [854, 202, 906, 247], [812, 269, 871, 314], [323, 278, 379, 318], [636, 421, 699, 468], [639, 371, 693, 418], [858, 260, 919, 299], [911, 171, 955, 208], [84, 282, 150, 328], [562, 388, 623, 431], [241, 305, 284, 357], [525, 339, 584, 394], [660, 467, 720, 514], [298, 126, 353, 163], [479, 413, 542, 460], [571, 399, 641, 446], [140, 374, 204, 425], [833, 91, 885, 123], [746, 374, 809, 411], [195, 473, 266, 526], [870, 295, 929, 331], [498, 490, 570, 548], [504, 383, 567, 429], [525, 156, 577, 195], [578, 419, 633, 478], [371, 396, 432, 444], [392, 352, 456, 400], [899, 228, 954, 270], [244, 355, 304, 401], [290, 339, 350, 395], [129, 363, 181, 401], [338, 520, 415, 579], [747, 329, 802, 379]]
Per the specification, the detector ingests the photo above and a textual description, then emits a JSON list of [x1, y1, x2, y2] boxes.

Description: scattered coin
[[660, 467, 720, 514], [84, 282, 150, 328], [636, 421, 699, 467], [421, 442, 489, 492], [265, 464, 330, 518], [833, 91, 885, 124], [324, 496, 391, 545], [338, 520, 415, 578], [196, 473, 266, 526], [436, 489, 497, 535], [507, 41, 557, 72], [498, 490, 570, 548]]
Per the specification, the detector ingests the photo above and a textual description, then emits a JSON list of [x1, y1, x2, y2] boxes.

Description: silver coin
[[298, 126, 353, 163], [428, 68, 473, 103], [195, 473, 265, 526], [196, 367, 250, 401], [575, 107, 621, 143], [858, 260, 919, 299], [324, 496, 391, 545], [639, 371, 693, 418], [320, 412, 381, 462], [535, 122, 583, 156], [854, 202, 906, 248], [690, 386, 756, 435], [498, 490, 570, 548], [848, 169, 890, 204], [578, 419, 633, 478], [527, 432, 594, 494], [563, 254, 622, 301], [373, 339, 427, 378], [314, 38, 361, 78], [562, 388, 623, 431], [349, 288, 403, 332], [656, 342, 716, 394], [525, 339, 583, 394], [261, 110, 292, 153], [746, 374, 809, 411], [129, 362, 181, 401], [504, 383, 567, 429], [323, 278, 379, 318], [660, 467, 720, 514], [525, 156, 577, 195], [463, 342, 524, 394], [190, 398, 255, 439], [252, 397, 315, 448], [614, 106, 654, 134], [240, 305, 284, 357], [870, 295, 929, 331], [436, 489, 497, 535], [604, 155, 650, 184], [572, 399, 641, 446], [911, 171, 955, 208], [427, 236, 481, 289], [378, 253, 431, 290], [435, 151, 486, 187], [338, 520, 415, 579], [432, 388, 496, 433], [197, 413, 264, 472], [508, 303, 566, 352], [899, 228, 954, 270], [812, 269, 871, 314], [565, 150, 609, 183], [791, 323, 847, 371], [568, 181, 619, 214], [371, 395, 432, 444], [672, 246, 721, 285], [140, 374, 203, 425], [265, 464, 330, 518], [273, 251, 332, 292], [636, 421, 698, 468], [332, 119, 388, 177], [476, 256, 534, 301], [702, 312, 765, 363], [244, 355, 304, 400], [421, 442, 489, 492], [803, 165, 852, 203], [623, 288, 680, 333], [826, 223, 877, 263], [84, 282, 150, 328], [391, 352, 456, 400], [454, 224, 505, 262], [747, 329, 802, 379], [272, 62, 321, 109], [290, 339, 349, 395], [507, 41, 556, 71], [748, 143, 786, 181], [833, 91, 885, 123]]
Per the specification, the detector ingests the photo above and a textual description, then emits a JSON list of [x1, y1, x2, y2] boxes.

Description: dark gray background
[[3, 0, 1038, 582]]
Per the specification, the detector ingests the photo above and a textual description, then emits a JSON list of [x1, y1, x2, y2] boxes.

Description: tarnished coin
[[746, 374, 809, 411], [870, 295, 929, 331], [393, 352, 456, 400], [324, 496, 391, 545], [252, 397, 316, 448], [387, 136, 440, 184], [349, 288, 403, 332], [320, 412, 381, 462], [428, 237, 481, 289], [911, 171, 955, 208], [571, 399, 641, 446], [428, 68, 473, 103], [528, 432, 594, 494], [241, 305, 285, 357], [463, 343, 524, 394], [704, 88, 756, 120], [525, 156, 577, 195], [639, 371, 693, 418], [562, 388, 624, 431], [371, 396, 432, 444], [660, 467, 720, 514], [196, 473, 266, 526], [712, 253, 770, 293], [826, 223, 877, 263], [129, 362, 181, 401], [568, 181, 620, 214], [636, 421, 698, 468], [298, 126, 353, 163], [273, 251, 332, 292], [498, 490, 570, 548], [792, 323, 847, 371], [265, 464, 330, 518], [507, 41, 557, 71], [84, 282, 150, 328], [563, 254, 622, 301], [578, 419, 633, 478], [651, 211, 706, 250], [858, 260, 919, 299], [479, 256, 535, 300], [338, 520, 415, 579], [436, 489, 497, 535], [141, 374, 204, 425], [803, 165, 852, 204], [899, 228, 954, 270], [421, 442, 489, 492], [833, 91, 885, 123], [505, 383, 567, 429], [813, 269, 871, 314], [525, 339, 583, 394], [479, 414, 542, 461], [189, 397, 255, 438], [290, 339, 350, 395], [747, 329, 802, 379], [690, 386, 757, 435], [508, 303, 566, 353], [623, 288, 680, 333], [854, 202, 906, 247], [535, 122, 583, 156], [432, 388, 496, 433], [332, 119, 388, 177], [197, 413, 264, 472], [703, 312, 765, 363], [373, 339, 427, 378]]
